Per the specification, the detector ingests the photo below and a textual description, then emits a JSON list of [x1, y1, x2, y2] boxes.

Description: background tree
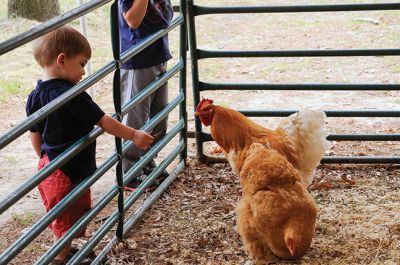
[[8, 0, 60, 22]]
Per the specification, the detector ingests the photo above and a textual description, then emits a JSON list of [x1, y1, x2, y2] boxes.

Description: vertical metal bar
[[187, 0, 204, 160], [78, 0, 94, 99], [110, 0, 125, 241], [179, 0, 188, 164]]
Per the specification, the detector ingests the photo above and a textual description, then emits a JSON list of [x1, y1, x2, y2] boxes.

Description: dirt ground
[[0, 0, 399, 264]]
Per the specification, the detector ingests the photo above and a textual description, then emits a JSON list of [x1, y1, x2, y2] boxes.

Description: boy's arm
[[123, 0, 148, 29], [97, 114, 154, 150], [30, 132, 42, 157]]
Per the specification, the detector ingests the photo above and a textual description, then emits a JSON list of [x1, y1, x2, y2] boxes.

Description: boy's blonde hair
[[33, 25, 91, 67]]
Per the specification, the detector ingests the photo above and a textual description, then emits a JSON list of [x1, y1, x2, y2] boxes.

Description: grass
[[0, 8, 6, 18], [392, 66, 400, 74], [94, 94, 104, 102], [12, 211, 36, 227], [4, 155, 18, 164], [0, 79, 30, 102], [0, 79, 28, 94]]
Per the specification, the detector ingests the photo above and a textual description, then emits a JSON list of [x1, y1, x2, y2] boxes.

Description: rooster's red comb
[[196, 98, 214, 111]]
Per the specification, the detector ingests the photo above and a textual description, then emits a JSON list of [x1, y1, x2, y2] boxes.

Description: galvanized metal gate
[[0, 0, 187, 264], [188, 1, 400, 164]]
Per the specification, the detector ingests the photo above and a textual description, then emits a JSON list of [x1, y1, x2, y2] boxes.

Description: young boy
[[119, 0, 173, 191], [26, 25, 154, 264]]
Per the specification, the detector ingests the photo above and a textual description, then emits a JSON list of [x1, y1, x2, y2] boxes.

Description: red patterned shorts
[[38, 154, 91, 238]]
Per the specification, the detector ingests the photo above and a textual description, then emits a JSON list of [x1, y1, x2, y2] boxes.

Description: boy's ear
[[56, 53, 66, 67]]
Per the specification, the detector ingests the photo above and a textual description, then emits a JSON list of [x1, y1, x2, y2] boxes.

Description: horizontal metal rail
[[322, 156, 400, 163], [198, 49, 400, 59], [327, 134, 400, 141], [195, 132, 400, 143], [123, 144, 183, 210], [0, 0, 112, 55], [123, 158, 185, 234], [68, 125, 185, 264], [239, 110, 400, 117], [93, 160, 185, 264], [194, 132, 400, 164], [199, 82, 400, 91], [194, 3, 400, 15]]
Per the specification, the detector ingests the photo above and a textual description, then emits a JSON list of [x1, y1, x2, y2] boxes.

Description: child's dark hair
[[33, 25, 91, 67]]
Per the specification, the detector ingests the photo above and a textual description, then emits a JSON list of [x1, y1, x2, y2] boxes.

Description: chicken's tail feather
[[278, 109, 329, 187]]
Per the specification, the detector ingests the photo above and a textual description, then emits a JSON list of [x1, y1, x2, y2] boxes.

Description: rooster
[[194, 98, 327, 263]]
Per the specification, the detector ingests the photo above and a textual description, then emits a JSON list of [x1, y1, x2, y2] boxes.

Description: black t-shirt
[[26, 79, 105, 183]]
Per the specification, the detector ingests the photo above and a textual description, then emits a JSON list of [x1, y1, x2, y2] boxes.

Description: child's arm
[[30, 132, 42, 157], [97, 114, 154, 150], [123, 0, 148, 29]]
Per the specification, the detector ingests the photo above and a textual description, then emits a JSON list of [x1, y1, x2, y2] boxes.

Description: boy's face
[[60, 53, 88, 84]]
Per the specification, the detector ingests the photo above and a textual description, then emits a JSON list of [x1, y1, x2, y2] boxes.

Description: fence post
[[179, 0, 188, 164], [110, 0, 125, 241], [187, 0, 206, 162]]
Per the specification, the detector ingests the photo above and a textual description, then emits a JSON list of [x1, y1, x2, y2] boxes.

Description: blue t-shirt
[[119, 0, 173, 69], [26, 79, 105, 183]]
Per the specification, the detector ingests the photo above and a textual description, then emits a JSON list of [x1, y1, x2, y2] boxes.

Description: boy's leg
[[38, 154, 91, 262], [150, 62, 168, 139], [53, 235, 71, 261], [120, 65, 166, 174], [146, 62, 169, 179], [120, 68, 151, 174]]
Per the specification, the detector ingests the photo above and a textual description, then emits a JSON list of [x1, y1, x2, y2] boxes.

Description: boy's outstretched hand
[[97, 115, 154, 149], [133, 130, 154, 150]]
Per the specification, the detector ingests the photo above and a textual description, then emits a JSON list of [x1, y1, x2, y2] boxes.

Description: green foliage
[[0, 79, 21, 94], [5, 155, 18, 164], [0, 3, 6, 18], [392, 66, 400, 74], [0, 79, 30, 101], [12, 211, 36, 226]]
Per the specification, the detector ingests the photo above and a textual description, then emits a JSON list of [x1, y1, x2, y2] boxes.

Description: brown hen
[[195, 98, 326, 264]]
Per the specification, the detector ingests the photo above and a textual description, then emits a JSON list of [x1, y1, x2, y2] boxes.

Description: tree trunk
[[8, 0, 60, 22]]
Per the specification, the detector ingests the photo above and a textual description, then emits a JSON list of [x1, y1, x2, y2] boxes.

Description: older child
[[26, 25, 153, 264], [119, 0, 173, 191]]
